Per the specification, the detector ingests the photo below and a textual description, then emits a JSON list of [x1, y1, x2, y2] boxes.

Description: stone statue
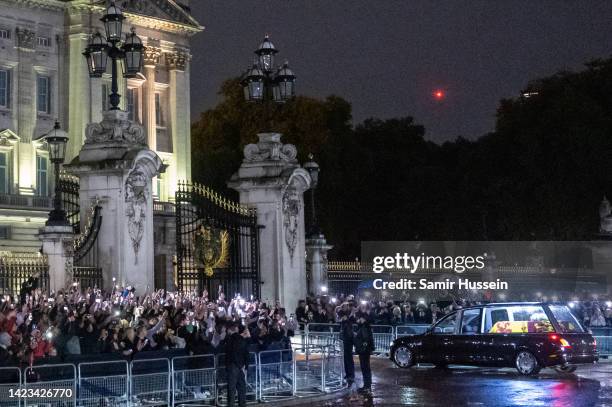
[[125, 165, 148, 264], [282, 187, 301, 262]]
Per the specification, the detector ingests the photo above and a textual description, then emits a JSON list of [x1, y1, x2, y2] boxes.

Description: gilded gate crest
[[194, 224, 229, 277]]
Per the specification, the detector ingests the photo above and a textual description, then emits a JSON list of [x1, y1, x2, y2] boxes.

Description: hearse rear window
[[485, 305, 554, 334], [548, 305, 584, 333]]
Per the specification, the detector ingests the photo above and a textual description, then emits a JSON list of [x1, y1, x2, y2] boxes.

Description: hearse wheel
[[393, 346, 413, 368], [555, 365, 577, 373], [515, 350, 541, 375]]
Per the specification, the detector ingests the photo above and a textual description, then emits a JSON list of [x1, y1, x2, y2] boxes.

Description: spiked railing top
[[179, 181, 253, 217]]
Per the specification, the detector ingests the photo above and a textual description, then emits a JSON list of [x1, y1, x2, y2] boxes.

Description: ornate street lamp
[[39, 122, 70, 227], [303, 153, 321, 237], [82, 1, 144, 110], [241, 35, 297, 104]]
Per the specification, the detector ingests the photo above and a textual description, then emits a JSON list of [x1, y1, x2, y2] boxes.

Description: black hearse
[[390, 302, 598, 375]]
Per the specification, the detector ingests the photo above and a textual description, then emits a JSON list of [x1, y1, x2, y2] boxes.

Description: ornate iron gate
[[175, 182, 260, 298], [58, 173, 103, 289]]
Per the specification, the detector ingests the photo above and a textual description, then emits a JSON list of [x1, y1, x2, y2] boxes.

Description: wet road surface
[[300, 358, 612, 407]]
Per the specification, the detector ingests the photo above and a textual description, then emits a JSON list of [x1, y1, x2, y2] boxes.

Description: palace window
[[0, 29, 10, 40], [0, 225, 10, 240], [156, 174, 166, 201], [0, 151, 8, 194], [127, 87, 138, 122], [36, 155, 48, 196], [155, 92, 172, 152], [36, 36, 50, 47], [0, 70, 10, 108], [37, 75, 51, 114]]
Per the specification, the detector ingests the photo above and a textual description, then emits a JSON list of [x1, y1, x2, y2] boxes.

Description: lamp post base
[[46, 209, 70, 227]]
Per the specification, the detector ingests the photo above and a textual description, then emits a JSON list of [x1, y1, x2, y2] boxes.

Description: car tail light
[[548, 333, 571, 349]]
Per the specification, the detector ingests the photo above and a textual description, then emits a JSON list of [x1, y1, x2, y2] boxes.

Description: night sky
[[188, 1, 612, 143]]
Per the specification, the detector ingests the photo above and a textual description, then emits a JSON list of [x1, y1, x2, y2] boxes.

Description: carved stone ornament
[[85, 110, 146, 145], [143, 46, 162, 66], [16, 27, 35, 50], [282, 186, 301, 262], [119, 0, 193, 25], [243, 133, 298, 163], [62, 239, 75, 288], [125, 164, 148, 264], [166, 49, 189, 71]]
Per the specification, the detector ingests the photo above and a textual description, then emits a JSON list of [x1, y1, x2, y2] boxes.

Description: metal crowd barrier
[[0, 367, 21, 407], [294, 344, 325, 396], [371, 325, 395, 356], [215, 352, 258, 406], [77, 360, 129, 407], [258, 349, 294, 402], [172, 354, 216, 406], [321, 345, 345, 392], [130, 358, 171, 406], [305, 323, 342, 352], [23, 363, 77, 407]]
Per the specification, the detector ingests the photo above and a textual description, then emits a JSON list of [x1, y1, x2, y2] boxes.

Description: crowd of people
[[0, 285, 297, 367], [295, 294, 480, 327], [295, 294, 612, 328]]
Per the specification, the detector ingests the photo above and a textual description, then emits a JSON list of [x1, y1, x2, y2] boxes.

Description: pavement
[[286, 357, 612, 407]]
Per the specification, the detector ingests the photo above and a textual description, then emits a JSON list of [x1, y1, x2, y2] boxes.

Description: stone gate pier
[[66, 110, 164, 294], [229, 133, 311, 313]]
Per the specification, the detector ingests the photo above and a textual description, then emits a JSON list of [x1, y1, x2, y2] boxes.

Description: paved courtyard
[[295, 358, 612, 407]]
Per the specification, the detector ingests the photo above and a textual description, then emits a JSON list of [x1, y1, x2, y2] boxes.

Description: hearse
[[390, 302, 598, 375]]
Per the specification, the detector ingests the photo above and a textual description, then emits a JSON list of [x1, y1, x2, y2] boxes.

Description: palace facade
[[0, 0, 201, 265]]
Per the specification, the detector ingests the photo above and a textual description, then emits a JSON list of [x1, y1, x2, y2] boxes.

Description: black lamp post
[[241, 35, 296, 128], [82, 1, 144, 110], [303, 154, 321, 237], [41, 122, 70, 227]]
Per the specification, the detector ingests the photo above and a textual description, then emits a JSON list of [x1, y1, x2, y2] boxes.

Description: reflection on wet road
[[302, 359, 612, 407]]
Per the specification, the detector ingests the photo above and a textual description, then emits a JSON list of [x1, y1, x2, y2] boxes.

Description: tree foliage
[[191, 59, 612, 259]]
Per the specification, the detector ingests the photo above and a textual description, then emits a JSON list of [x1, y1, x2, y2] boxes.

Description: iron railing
[[0, 252, 49, 298], [72, 267, 103, 290]]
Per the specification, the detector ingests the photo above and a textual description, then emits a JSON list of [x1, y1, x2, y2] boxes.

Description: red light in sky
[[433, 89, 445, 100]]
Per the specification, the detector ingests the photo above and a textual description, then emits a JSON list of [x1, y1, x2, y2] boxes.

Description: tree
[[191, 58, 612, 259]]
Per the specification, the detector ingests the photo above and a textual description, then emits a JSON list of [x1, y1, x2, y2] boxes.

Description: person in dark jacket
[[354, 303, 375, 395], [336, 301, 356, 388], [225, 322, 249, 407]]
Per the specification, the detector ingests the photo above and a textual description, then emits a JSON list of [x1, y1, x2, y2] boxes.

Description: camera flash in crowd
[[360, 300, 367, 305], [331, 297, 337, 303], [320, 285, 328, 293], [114, 310, 120, 317]]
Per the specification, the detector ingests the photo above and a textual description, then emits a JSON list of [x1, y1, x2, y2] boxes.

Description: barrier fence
[[0, 345, 345, 407]]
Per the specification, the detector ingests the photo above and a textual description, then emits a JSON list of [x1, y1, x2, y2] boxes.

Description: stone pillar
[[228, 133, 311, 313], [142, 46, 161, 151], [15, 27, 37, 195], [67, 32, 91, 163], [66, 110, 163, 295], [306, 234, 333, 296], [167, 48, 191, 192], [39, 225, 74, 292]]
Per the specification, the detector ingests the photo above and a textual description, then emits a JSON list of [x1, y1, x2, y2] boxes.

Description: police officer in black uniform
[[225, 322, 249, 407], [336, 300, 356, 388]]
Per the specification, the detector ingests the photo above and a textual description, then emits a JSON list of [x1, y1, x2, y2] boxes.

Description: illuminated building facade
[[0, 0, 201, 262]]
